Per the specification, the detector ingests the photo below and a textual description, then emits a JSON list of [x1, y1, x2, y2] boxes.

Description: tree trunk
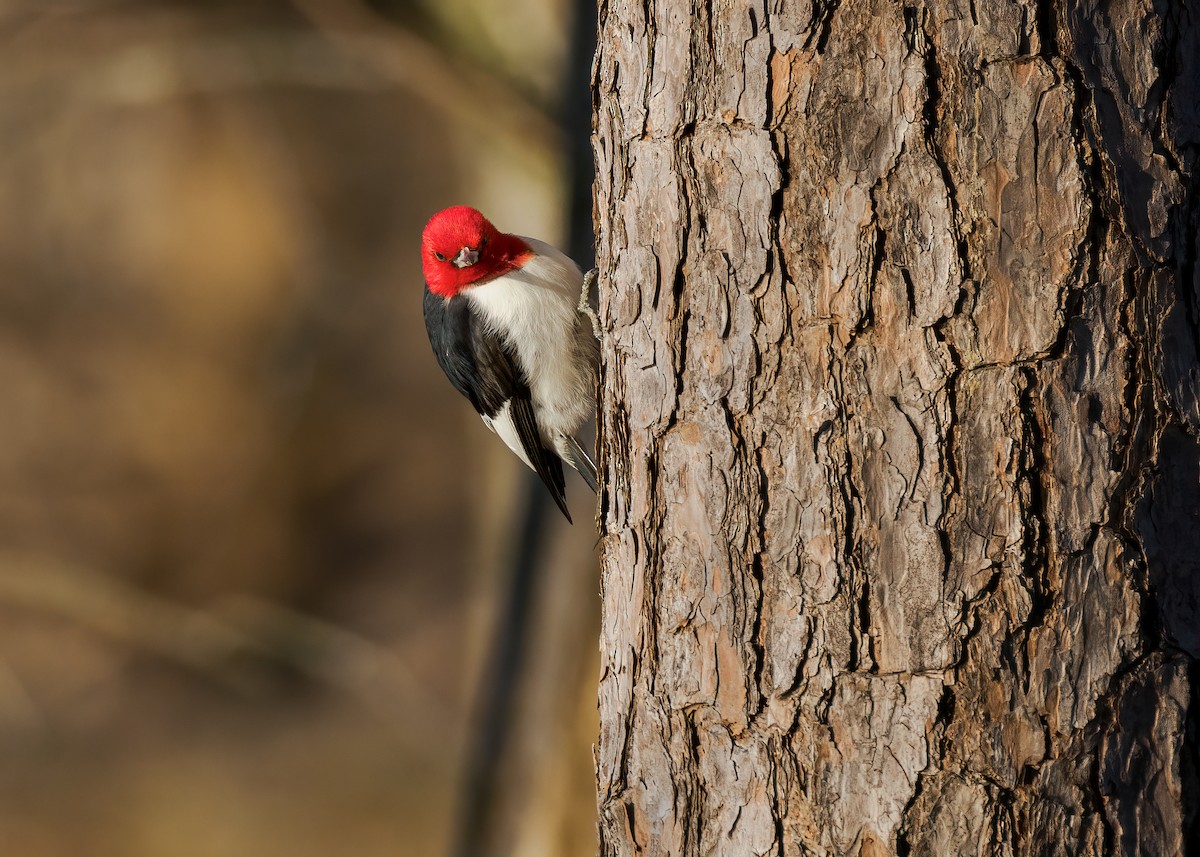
[[593, 1, 1198, 854]]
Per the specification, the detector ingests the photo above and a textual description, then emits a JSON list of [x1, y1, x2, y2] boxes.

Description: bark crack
[[918, 9, 974, 289], [804, 0, 841, 54]]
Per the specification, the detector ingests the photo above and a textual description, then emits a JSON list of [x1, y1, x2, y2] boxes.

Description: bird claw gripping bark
[[579, 268, 602, 341]]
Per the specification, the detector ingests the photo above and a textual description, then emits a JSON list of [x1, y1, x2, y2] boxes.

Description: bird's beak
[[452, 247, 479, 268]]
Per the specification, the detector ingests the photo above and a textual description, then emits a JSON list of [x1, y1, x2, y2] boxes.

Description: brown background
[[0, 1, 598, 854]]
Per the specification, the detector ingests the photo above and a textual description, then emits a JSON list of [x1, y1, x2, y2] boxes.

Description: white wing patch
[[481, 401, 535, 472]]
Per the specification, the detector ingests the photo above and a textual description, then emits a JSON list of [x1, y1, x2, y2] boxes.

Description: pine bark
[[593, 1, 1199, 854]]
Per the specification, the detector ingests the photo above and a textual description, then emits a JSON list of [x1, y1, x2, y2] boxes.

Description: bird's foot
[[579, 268, 602, 341]]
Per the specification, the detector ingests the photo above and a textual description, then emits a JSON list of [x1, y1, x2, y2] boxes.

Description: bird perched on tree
[[421, 205, 599, 522]]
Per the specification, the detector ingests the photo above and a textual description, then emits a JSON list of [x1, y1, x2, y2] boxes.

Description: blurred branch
[[0, 17, 558, 168], [291, 0, 561, 156], [0, 552, 450, 725], [213, 595, 453, 722], [449, 0, 599, 852], [289, 0, 562, 125]]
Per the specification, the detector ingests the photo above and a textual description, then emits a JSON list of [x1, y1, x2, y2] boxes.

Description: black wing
[[423, 286, 571, 522]]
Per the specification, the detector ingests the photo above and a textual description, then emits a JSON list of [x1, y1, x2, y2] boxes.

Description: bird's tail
[[564, 436, 598, 493]]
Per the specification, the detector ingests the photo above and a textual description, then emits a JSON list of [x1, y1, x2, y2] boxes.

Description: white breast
[[465, 238, 597, 459]]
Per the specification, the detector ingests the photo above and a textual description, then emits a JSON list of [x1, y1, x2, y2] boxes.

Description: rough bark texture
[[594, 1, 1199, 854]]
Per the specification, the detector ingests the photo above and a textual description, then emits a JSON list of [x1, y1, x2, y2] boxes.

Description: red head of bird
[[422, 205, 534, 298]]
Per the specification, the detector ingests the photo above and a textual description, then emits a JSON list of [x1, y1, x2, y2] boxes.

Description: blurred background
[[0, 1, 599, 855]]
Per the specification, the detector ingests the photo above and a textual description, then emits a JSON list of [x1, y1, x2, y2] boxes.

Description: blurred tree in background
[[0, 1, 598, 855]]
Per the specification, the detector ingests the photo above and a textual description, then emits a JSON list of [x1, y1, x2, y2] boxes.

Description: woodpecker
[[421, 205, 599, 522]]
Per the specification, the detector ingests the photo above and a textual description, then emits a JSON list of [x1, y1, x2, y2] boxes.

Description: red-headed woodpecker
[[421, 205, 599, 522]]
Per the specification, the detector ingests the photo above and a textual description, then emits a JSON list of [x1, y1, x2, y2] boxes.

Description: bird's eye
[[434, 251, 446, 262], [480, 235, 489, 248]]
